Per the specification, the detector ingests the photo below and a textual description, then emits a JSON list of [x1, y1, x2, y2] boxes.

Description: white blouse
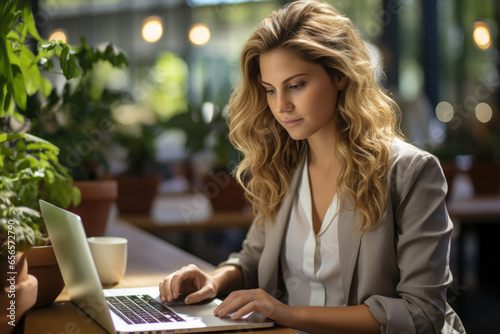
[[281, 159, 345, 307]]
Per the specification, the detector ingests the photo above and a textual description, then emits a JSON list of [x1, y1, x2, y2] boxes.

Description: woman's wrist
[[211, 265, 243, 295]]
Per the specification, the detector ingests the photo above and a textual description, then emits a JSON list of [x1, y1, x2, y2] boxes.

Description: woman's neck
[[307, 134, 338, 170]]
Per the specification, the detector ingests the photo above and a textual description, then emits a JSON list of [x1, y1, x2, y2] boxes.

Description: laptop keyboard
[[106, 295, 185, 325]]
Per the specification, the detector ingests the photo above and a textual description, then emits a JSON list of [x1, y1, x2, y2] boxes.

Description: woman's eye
[[290, 83, 304, 90], [265, 89, 276, 95]]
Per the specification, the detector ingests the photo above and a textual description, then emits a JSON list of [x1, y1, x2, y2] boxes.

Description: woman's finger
[[159, 276, 173, 302], [185, 285, 216, 304], [215, 292, 253, 317], [230, 295, 258, 319]]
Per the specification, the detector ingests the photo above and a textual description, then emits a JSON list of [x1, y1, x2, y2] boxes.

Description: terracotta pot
[[26, 245, 64, 308], [70, 180, 118, 237], [202, 171, 247, 211], [115, 174, 162, 214]]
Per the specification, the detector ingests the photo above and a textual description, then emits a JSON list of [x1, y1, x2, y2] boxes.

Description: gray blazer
[[220, 139, 465, 334]]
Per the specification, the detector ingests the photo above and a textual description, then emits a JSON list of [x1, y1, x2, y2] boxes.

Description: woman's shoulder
[[390, 137, 439, 166], [388, 138, 443, 186]]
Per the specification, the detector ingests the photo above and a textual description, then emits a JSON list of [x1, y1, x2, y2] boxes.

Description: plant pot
[[114, 174, 162, 214], [26, 246, 64, 309], [202, 171, 247, 211], [70, 180, 118, 237]]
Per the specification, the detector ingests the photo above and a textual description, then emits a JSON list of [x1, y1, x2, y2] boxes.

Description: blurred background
[[30, 0, 500, 332]]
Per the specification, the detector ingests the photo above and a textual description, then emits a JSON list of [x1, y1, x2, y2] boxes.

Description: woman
[[159, 1, 465, 333]]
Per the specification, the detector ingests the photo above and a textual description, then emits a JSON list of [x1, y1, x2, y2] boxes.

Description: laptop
[[39, 199, 274, 333]]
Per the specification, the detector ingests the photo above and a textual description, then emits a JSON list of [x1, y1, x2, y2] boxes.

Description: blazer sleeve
[[365, 152, 454, 334], [218, 215, 267, 289]]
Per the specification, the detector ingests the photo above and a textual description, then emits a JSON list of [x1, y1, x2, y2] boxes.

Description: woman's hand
[[159, 264, 218, 304], [213, 288, 291, 326]]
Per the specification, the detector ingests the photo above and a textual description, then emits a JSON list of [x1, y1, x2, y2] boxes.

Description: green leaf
[[11, 109, 24, 124], [0, 39, 13, 82], [43, 169, 55, 184], [0, 2, 17, 36], [65, 53, 80, 79], [0, 132, 8, 143], [60, 45, 81, 79], [14, 156, 39, 171], [9, 64, 27, 110], [43, 175, 73, 209], [24, 133, 60, 151], [21, 2, 42, 42], [72, 187, 81, 207], [26, 140, 60, 155], [104, 43, 114, 58], [39, 76, 53, 98], [18, 183, 39, 209], [0, 81, 5, 116], [18, 6, 29, 43], [59, 44, 68, 72], [15, 222, 37, 253], [19, 44, 41, 96]]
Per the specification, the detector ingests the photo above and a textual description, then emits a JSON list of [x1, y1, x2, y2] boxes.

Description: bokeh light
[[475, 102, 493, 123], [473, 21, 491, 50], [435, 101, 454, 123], [189, 23, 210, 46], [142, 16, 163, 43], [48, 29, 67, 43]]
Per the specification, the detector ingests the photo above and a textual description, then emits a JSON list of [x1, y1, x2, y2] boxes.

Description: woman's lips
[[283, 118, 303, 127]]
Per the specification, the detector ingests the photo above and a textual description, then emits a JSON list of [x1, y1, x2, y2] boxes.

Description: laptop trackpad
[[164, 296, 217, 317]]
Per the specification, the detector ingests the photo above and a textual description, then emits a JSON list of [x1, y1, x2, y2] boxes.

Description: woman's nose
[[277, 93, 293, 113]]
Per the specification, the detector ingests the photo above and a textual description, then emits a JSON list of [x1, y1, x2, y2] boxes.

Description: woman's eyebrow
[[261, 73, 308, 86]]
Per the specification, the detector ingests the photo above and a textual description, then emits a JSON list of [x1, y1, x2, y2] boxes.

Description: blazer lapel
[[258, 154, 306, 295], [338, 201, 362, 304]]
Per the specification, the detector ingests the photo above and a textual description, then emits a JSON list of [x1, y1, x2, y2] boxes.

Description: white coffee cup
[[88, 236, 128, 285]]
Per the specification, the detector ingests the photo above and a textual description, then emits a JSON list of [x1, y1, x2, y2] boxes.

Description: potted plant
[[22, 26, 128, 236], [0, 132, 81, 310], [0, 0, 123, 313], [112, 122, 164, 214], [110, 51, 190, 214], [0, 0, 75, 319], [164, 103, 246, 211], [29, 70, 128, 235]]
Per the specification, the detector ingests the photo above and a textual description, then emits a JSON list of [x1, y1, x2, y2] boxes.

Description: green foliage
[[1, 0, 49, 120], [29, 80, 131, 180], [1, 0, 129, 181], [0, 195, 44, 262], [0, 132, 81, 259], [114, 123, 163, 176], [30, 40, 129, 180], [0, 0, 122, 263], [143, 51, 189, 120], [0, 132, 81, 209], [163, 103, 239, 171], [0, 0, 128, 121]]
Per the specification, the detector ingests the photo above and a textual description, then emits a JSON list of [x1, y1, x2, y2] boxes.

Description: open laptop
[[39, 199, 274, 333]]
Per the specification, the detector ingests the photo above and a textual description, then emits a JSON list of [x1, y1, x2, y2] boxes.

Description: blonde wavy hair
[[228, 0, 400, 232]]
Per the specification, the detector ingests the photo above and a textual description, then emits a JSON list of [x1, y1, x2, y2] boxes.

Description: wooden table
[[23, 220, 294, 334]]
